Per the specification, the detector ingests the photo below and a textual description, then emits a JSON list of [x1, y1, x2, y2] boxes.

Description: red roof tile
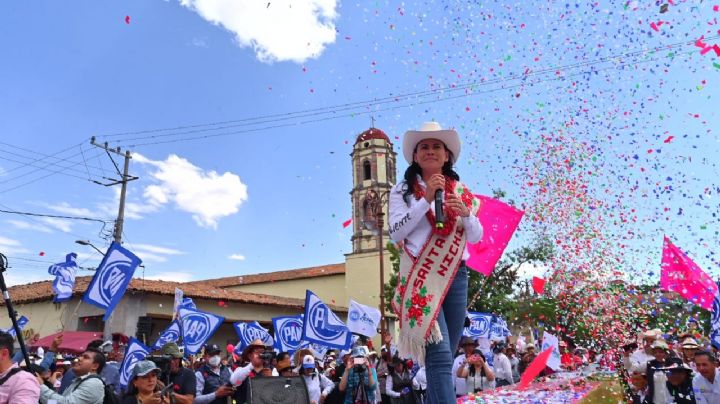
[[185, 263, 345, 288]]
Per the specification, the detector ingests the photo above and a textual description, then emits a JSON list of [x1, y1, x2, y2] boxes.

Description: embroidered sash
[[391, 181, 479, 365]]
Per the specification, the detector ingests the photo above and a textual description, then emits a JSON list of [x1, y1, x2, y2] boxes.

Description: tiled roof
[[2, 275, 346, 312], [185, 263, 345, 288]]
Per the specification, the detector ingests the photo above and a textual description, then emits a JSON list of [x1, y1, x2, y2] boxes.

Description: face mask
[[208, 355, 221, 367]]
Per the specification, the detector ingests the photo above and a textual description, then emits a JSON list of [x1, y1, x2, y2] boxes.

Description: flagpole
[[0, 253, 32, 368]]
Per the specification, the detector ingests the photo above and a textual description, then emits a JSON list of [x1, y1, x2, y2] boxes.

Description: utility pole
[[90, 136, 138, 243]]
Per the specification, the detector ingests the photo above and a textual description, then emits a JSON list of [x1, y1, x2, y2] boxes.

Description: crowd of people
[[622, 328, 720, 404]]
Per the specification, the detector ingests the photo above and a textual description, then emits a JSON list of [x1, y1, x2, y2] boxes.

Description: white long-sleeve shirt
[[412, 367, 426, 391], [693, 370, 720, 404], [385, 371, 413, 398], [493, 353, 513, 384], [302, 372, 334, 403], [388, 178, 483, 259]]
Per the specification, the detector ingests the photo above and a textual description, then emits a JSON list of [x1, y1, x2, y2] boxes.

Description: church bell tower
[[349, 127, 397, 253]]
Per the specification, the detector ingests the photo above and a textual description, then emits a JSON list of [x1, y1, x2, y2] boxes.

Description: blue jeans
[[424, 264, 468, 404]]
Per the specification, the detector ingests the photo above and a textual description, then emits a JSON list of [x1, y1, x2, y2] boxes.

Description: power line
[[0, 208, 112, 225], [0, 141, 106, 174], [94, 36, 717, 146], [0, 202, 113, 242]]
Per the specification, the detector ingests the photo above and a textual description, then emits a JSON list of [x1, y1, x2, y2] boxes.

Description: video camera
[[259, 350, 275, 370]]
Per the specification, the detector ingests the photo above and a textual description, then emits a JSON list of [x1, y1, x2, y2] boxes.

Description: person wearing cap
[[229, 339, 271, 404], [693, 350, 720, 404], [385, 357, 413, 404], [119, 360, 163, 404], [452, 337, 478, 397], [492, 343, 513, 387], [457, 349, 495, 394], [338, 346, 377, 404], [300, 354, 334, 404], [277, 356, 296, 378], [659, 357, 696, 404], [647, 339, 670, 404], [389, 122, 483, 404], [158, 342, 195, 404], [194, 344, 234, 404]]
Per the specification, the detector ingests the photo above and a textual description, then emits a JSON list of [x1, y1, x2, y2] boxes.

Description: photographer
[[194, 344, 234, 404], [229, 339, 273, 404], [158, 343, 195, 404], [338, 346, 377, 404], [120, 360, 163, 404]]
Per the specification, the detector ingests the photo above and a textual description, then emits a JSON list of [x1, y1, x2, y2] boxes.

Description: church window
[[363, 160, 372, 181]]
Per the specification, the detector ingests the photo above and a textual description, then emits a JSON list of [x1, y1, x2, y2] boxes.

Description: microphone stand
[[0, 253, 32, 369]]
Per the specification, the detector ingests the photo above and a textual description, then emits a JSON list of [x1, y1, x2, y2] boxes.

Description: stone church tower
[[344, 127, 397, 332]]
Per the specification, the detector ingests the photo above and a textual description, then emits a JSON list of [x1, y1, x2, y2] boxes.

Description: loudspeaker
[[249, 376, 309, 404]]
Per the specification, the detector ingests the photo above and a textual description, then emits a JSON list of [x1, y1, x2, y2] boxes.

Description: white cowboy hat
[[403, 122, 461, 165]]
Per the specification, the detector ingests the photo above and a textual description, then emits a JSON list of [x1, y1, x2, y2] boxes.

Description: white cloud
[[130, 243, 186, 263], [228, 253, 245, 261], [6, 219, 52, 233], [135, 153, 248, 229], [144, 271, 195, 283], [38, 217, 73, 233], [44, 202, 96, 218], [179, 0, 338, 63], [0, 236, 30, 255]]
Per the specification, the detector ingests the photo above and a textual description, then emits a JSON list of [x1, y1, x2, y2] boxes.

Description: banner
[[712, 282, 720, 349], [119, 337, 151, 388], [346, 300, 381, 338], [466, 196, 524, 276], [463, 312, 493, 339], [660, 236, 718, 310], [302, 290, 351, 350], [541, 331, 561, 371], [2, 316, 29, 338], [152, 320, 181, 351], [273, 315, 305, 353], [82, 242, 142, 320], [48, 253, 78, 302], [234, 321, 274, 350], [179, 307, 224, 355], [490, 316, 511, 340]]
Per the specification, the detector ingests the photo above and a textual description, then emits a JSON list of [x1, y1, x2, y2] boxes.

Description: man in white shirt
[[692, 350, 720, 404], [451, 337, 478, 397], [492, 343, 513, 387], [630, 329, 660, 369]]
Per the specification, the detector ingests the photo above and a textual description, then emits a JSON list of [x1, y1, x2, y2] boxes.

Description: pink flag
[[466, 196, 524, 276], [660, 236, 718, 310], [532, 276, 547, 295], [518, 347, 552, 390]]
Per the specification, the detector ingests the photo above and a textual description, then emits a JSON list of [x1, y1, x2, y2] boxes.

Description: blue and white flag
[[490, 315, 510, 340], [48, 253, 78, 302], [152, 320, 181, 351], [346, 300, 381, 338], [234, 321, 274, 350], [309, 342, 329, 359], [119, 337, 151, 388], [178, 297, 196, 311], [179, 307, 224, 355], [273, 315, 304, 353], [302, 290, 351, 350], [82, 242, 142, 320], [2, 316, 29, 338], [463, 312, 493, 339], [711, 281, 720, 349]]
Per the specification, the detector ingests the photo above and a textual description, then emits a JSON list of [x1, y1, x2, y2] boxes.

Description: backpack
[[74, 374, 120, 404], [0, 368, 23, 386]]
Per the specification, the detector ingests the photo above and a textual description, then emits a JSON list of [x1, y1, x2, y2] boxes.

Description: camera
[[259, 350, 275, 369], [353, 357, 365, 373]]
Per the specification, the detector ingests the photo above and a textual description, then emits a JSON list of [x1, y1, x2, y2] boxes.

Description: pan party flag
[[466, 195, 524, 276], [660, 236, 717, 310], [82, 242, 142, 320]]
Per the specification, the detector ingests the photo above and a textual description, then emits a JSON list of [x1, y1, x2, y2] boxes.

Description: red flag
[[342, 218, 352, 228], [519, 347, 553, 390], [125, 15, 131, 24], [660, 236, 718, 310], [532, 276, 546, 295], [466, 196, 524, 276]]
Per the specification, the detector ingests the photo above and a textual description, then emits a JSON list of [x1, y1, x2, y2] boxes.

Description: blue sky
[[1, 0, 719, 287]]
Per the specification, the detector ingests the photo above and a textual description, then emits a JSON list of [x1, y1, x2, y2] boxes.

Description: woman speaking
[[389, 122, 483, 403]]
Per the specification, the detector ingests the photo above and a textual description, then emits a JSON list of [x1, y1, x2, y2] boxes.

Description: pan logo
[[279, 319, 303, 349], [309, 301, 343, 339], [469, 314, 490, 335], [184, 313, 211, 344]]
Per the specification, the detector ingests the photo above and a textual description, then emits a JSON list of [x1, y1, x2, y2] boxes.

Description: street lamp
[[75, 240, 104, 256], [361, 189, 389, 337]]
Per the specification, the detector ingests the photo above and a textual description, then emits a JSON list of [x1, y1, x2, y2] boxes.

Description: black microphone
[[434, 189, 444, 229]]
